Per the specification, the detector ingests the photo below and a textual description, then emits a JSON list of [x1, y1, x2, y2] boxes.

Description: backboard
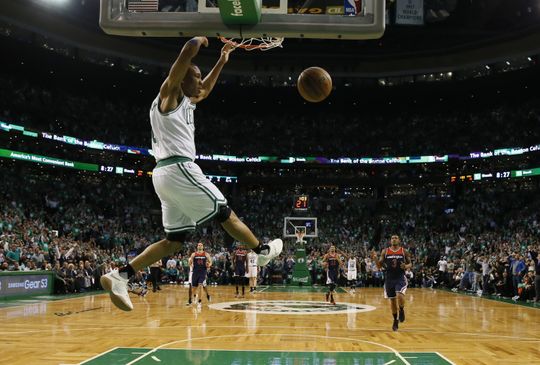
[[284, 217, 318, 238], [99, 0, 385, 40]]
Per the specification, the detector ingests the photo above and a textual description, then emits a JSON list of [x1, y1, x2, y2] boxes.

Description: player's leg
[[329, 279, 336, 305], [241, 276, 246, 297], [250, 276, 256, 292], [187, 283, 193, 305], [220, 210, 282, 266], [196, 282, 204, 306], [325, 271, 331, 302], [390, 298, 399, 331], [203, 281, 211, 302], [397, 293, 406, 322], [397, 276, 408, 322], [235, 275, 240, 297], [384, 280, 399, 331]]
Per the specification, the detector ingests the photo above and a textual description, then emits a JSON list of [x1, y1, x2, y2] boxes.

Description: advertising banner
[[0, 271, 54, 298]]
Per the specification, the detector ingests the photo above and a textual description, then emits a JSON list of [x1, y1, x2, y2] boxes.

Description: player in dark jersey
[[323, 245, 342, 305], [375, 235, 412, 331], [188, 242, 212, 307], [233, 244, 249, 298]]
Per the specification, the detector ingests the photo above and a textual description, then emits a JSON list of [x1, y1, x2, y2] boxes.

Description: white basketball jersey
[[247, 252, 258, 267], [348, 258, 357, 271], [150, 95, 197, 162]]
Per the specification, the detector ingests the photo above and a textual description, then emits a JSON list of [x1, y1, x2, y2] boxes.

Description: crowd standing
[[1, 166, 538, 303]]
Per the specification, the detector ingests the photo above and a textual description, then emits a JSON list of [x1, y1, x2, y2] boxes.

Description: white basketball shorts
[[347, 270, 357, 281], [246, 266, 258, 278], [152, 161, 227, 235]]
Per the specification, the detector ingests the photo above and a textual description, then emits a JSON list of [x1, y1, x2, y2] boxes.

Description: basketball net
[[219, 36, 284, 51], [295, 230, 306, 243]]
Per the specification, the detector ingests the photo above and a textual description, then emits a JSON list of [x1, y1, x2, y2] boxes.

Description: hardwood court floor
[[1, 286, 539, 365]]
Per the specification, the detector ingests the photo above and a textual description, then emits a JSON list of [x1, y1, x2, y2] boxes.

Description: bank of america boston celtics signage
[[209, 300, 376, 314]]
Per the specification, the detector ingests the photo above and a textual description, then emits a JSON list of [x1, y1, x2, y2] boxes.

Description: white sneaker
[[257, 239, 283, 266], [512, 295, 519, 301], [100, 270, 133, 311]]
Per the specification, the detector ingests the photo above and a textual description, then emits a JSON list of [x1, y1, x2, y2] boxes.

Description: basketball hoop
[[295, 229, 306, 243], [219, 36, 284, 51]]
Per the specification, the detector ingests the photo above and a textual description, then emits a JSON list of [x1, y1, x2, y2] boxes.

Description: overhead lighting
[[485, 65, 490, 70], [38, 0, 69, 5], [527, 57, 533, 61], [505, 61, 511, 66]]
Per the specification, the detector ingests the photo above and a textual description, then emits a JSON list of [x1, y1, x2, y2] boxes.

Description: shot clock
[[293, 195, 309, 211]]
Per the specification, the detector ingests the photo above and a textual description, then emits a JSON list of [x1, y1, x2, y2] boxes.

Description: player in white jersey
[[347, 255, 358, 293], [246, 250, 259, 293], [101, 36, 283, 311]]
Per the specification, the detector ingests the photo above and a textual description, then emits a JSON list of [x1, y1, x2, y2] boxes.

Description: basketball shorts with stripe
[[152, 161, 227, 235], [384, 276, 408, 299]]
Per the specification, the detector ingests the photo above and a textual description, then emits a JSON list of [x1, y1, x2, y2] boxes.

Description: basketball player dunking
[[189, 242, 212, 307], [375, 235, 412, 331], [323, 245, 342, 305], [100, 37, 283, 311], [233, 244, 248, 298]]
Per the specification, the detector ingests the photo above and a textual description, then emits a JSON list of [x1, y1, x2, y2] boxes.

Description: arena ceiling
[[2, 0, 540, 76]]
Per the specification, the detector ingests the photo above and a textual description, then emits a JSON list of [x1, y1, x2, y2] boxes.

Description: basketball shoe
[[257, 239, 283, 266], [100, 270, 133, 311]]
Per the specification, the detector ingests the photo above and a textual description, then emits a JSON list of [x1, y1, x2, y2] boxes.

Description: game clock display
[[496, 171, 511, 179], [293, 195, 309, 211]]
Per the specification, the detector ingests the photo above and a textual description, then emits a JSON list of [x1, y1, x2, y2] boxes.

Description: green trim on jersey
[[164, 224, 196, 233], [156, 155, 192, 168], [176, 163, 227, 225]]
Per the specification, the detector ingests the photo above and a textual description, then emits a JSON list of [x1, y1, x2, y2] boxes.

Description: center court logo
[[209, 300, 376, 315]]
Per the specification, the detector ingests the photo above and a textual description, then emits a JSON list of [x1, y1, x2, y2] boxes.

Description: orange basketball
[[297, 67, 332, 103]]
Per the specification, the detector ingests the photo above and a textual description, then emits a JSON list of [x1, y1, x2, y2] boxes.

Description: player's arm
[[191, 43, 235, 103], [376, 249, 386, 269], [206, 253, 212, 268], [188, 252, 195, 267], [160, 36, 208, 112], [322, 254, 328, 269], [401, 250, 413, 270]]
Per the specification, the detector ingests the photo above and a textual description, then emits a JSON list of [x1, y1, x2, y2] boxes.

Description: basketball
[[297, 67, 332, 103]]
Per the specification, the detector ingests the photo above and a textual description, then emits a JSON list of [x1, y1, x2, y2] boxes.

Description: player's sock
[[393, 313, 398, 321], [242, 287, 245, 295], [325, 292, 330, 302], [399, 307, 405, 322], [392, 319, 399, 331], [119, 264, 135, 278], [235, 286, 239, 295], [253, 243, 270, 255]]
